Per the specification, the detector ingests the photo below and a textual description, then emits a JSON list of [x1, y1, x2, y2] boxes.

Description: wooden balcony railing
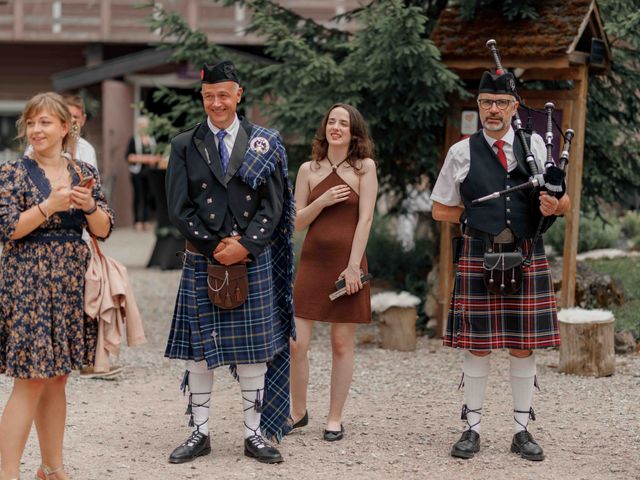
[[0, 0, 359, 44]]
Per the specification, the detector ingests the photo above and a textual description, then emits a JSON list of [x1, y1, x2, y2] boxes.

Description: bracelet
[[83, 202, 98, 215], [40, 200, 50, 221], [37, 203, 46, 219]]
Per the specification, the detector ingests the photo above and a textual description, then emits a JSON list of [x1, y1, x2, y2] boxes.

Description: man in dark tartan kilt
[[431, 70, 571, 461], [164, 60, 295, 464]]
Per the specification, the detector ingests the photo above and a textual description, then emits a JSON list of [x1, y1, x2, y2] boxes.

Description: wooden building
[[0, 0, 360, 226], [430, 0, 612, 332]]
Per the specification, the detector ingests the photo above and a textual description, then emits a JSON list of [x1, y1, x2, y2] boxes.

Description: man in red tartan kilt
[[431, 70, 571, 461]]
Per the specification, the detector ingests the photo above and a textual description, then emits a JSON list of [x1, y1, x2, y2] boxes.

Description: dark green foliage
[[545, 215, 621, 254], [366, 216, 433, 327], [582, 0, 640, 211], [586, 257, 640, 336], [457, 0, 539, 21], [144, 0, 467, 195]]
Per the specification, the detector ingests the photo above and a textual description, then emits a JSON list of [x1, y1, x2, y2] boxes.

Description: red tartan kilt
[[444, 236, 561, 351]]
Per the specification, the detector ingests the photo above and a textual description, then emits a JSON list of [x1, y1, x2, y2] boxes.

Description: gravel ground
[[1, 228, 639, 480]]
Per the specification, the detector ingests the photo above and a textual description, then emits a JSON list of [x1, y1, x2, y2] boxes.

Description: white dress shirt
[[207, 115, 240, 155], [431, 127, 546, 206]]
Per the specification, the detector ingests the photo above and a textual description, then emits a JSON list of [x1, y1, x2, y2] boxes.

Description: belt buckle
[[493, 228, 514, 244]]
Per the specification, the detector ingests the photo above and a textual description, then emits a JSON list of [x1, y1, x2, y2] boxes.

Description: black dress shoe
[[323, 424, 344, 442], [511, 430, 545, 461], [244, 435, 284, 464], [451, 430, 480, 459], [292, 411, 309, 430], [169, 431, 211, 464]]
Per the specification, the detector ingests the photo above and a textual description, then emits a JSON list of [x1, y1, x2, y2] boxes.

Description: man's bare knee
[[469, 350, 491, 357]]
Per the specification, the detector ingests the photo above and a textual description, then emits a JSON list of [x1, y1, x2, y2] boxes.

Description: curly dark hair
[[310, 103, 375, 173]]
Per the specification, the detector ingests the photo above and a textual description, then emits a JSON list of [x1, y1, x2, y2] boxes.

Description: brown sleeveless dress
[[293, 171, 371, 324]]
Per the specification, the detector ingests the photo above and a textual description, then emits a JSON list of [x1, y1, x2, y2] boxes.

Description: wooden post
[[435, 110, 462, 338], [437, 222, 454, 338], [558, 309, 615, 377], [100, 0, 111, 39], [561, 64, 589, 308], [13, 0, 24, 39], [378, 306, 417, 352]]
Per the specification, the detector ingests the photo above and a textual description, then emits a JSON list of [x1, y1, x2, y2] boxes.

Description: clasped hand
[[338, 264, 362, 295], [213, 235, 250, 265]]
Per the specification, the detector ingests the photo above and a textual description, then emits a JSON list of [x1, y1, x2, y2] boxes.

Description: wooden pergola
[[430, 0, 612, 336]]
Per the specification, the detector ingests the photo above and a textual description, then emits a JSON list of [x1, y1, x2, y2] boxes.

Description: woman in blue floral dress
[[0, 92, 113, 480]]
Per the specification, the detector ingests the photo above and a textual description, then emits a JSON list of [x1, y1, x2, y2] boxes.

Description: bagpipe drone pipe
[[473, 39, 575, 266]]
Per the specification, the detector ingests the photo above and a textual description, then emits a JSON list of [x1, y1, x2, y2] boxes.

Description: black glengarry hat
[[478, 71, 516, 97], [201, 60, 240, 85]]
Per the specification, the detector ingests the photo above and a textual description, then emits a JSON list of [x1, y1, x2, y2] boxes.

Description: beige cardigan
[[84, 240, 146, 372]]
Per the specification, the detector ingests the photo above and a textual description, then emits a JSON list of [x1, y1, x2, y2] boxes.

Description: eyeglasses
[[477, 99, 514, 110]]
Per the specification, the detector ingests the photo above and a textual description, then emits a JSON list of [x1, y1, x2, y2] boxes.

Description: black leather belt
[[464, 226, 517, 244]]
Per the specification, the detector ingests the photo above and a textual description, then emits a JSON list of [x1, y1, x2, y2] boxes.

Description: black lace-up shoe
[[451, 430, 481, 459], [244, 435, 284, 464], [168, 431, 211, 464], [511, 430, 545, 461]]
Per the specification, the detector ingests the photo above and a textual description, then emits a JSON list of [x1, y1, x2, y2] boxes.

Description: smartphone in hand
[[78, 177, 95, 189]]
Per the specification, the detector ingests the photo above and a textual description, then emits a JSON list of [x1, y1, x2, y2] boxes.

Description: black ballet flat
[[323, 424, 344, 442], [292, 410, 309, 430]]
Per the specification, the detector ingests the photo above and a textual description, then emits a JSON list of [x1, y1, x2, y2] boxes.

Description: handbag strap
[[72, 161, 103, 259]]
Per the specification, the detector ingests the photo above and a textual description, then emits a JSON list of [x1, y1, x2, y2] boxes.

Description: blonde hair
[[16, 92, 77, 154]]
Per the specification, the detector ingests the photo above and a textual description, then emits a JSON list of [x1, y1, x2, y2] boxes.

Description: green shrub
[[545, 214, 620, 254], [620, 211, 640, 249], [366, 215, 434, 327]]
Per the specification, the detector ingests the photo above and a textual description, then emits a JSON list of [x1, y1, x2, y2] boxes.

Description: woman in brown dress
[[0, 93, 113, 480], [290, 104, 377, 441]]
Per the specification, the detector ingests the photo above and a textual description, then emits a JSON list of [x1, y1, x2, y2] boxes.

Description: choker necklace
[[327, 157, 347, 172]]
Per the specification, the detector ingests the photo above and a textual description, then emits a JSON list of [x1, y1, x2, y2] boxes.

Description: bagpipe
[[472, 39, 575, 266]]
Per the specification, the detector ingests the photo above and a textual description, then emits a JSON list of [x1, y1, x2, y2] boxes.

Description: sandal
[[36, 465, 65, 480]]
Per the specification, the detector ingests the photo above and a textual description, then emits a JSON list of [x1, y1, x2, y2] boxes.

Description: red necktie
[[494, 139, 508, 170]]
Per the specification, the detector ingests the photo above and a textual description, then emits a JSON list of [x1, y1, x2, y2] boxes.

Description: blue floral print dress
[[0, 157, 113, 379]]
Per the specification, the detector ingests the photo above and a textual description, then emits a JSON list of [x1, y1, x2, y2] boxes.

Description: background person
[[126, 116, 160, 231]]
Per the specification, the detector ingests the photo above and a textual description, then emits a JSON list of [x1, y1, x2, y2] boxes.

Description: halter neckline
[[327, 158, 347, 171]]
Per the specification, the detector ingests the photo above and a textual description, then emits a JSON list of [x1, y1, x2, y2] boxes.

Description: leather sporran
[[483, 250, 523, 295], [207, 264, 249, 309]]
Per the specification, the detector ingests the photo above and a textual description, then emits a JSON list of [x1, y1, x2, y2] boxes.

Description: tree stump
[[558, 308, 615, 377], [378, 306, 417, 351]]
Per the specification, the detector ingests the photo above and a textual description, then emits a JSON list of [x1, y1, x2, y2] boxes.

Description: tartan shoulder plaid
[[444, 236, 561, 351], [236, 126, 296, 440]]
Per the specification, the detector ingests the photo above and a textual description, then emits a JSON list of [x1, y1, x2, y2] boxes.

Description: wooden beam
[[13, 0, 23, 39], [569, 51, 590, 65], [444, 56, 570, 72], [100, 0, 111, 39], [561, 64, 589, 308], [435, 109, 463, 338], [519, 68, 584, 82]]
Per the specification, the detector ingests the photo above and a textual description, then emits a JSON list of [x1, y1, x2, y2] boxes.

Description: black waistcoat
[[461, 130, 538, 239]]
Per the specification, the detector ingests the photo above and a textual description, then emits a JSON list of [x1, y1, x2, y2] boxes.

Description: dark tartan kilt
[[165, 246, 287, 368], [444, 235, 561, 351]]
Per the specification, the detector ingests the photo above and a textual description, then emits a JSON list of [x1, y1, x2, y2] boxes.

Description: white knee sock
[[462, 351, 490, 433], [186, 360, 214, 436], [236, 363, 268, 439], [510, 353, 536, 434]]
